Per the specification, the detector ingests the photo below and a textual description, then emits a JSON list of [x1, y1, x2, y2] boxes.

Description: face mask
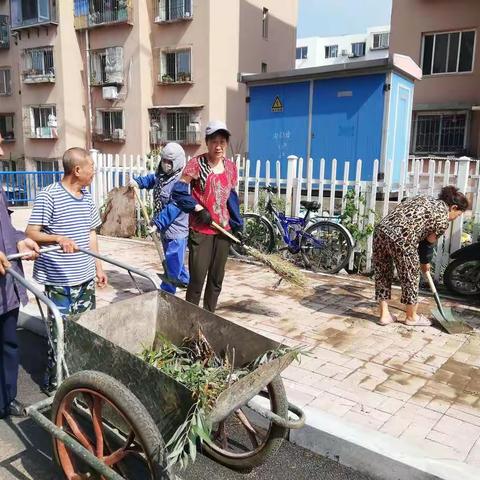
[[161, 160, 173, 174]]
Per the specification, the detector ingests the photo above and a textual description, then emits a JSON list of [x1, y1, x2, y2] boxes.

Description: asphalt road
[[0, 329, 376, 480]]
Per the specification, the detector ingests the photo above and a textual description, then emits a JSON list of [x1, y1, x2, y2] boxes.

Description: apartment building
[[296, 26, 390, 69], [390, 0, 480, 157], [0, 0, 297, 171]]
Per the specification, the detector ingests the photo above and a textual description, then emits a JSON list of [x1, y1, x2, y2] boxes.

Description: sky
[[297, 0, 393, 38]]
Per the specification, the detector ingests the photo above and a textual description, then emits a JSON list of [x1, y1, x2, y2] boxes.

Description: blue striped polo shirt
[[29, 182, 102, 286]]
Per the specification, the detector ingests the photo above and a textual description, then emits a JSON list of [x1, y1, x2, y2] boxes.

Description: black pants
[[0, 308, 19, 418], [186, 230, 231, 313]]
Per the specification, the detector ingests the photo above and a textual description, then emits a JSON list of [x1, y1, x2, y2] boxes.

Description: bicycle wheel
[[300, 221, 352, 274], [230, 213, 276, 258]]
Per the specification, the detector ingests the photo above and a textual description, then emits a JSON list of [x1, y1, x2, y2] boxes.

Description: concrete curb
[[289, 404, 480, 480]]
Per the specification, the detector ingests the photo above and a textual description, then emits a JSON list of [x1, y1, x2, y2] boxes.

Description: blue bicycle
[[233, 186, 354, 274]]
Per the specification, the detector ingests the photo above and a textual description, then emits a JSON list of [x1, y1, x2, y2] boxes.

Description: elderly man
[[0, 133, 40, 418], [26, 147, 107, 393]]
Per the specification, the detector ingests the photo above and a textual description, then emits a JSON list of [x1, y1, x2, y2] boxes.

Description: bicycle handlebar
[[261, 185, 278, 194]]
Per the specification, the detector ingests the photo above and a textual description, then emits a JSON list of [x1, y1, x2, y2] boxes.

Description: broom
[[211, 221, 307, 288]]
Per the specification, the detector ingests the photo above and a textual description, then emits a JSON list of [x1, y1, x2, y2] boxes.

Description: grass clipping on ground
[[244, 246, 307, 288], [140, 329, 302, 470]]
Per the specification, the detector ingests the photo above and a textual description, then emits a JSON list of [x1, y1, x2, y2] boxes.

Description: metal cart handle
[[5, 267, 65, 388], [8, 244, 162, 292]]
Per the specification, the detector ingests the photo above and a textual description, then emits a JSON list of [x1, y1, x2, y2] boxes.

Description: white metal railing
[[90, 152, 480, 276]]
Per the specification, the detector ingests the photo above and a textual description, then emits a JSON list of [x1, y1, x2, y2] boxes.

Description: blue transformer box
[[240, 55, 422, 184]]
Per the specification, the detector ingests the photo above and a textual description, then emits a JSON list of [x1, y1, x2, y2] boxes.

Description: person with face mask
[[129, 142, 189, 294]]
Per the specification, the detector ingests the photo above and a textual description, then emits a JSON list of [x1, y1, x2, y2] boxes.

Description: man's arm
[[89, 230, 107, 288], [26, 225, 77, 253]]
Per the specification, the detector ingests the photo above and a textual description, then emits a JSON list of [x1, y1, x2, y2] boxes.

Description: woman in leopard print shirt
[[373, 186, 468, 326]]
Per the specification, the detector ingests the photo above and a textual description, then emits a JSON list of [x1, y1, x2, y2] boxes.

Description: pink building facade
[[0, 0, 297, 170], [390, 0, 480, 157]]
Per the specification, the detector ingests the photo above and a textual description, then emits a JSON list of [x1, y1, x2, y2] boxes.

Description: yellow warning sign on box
[[272, 96, 283, 112]]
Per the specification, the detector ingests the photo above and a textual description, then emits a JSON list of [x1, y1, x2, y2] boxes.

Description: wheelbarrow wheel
[[51, 370, 169, 479], [202, 375, 288, 471]]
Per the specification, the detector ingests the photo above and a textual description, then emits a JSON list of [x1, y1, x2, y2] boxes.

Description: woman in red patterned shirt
[[172, 121, 243, 312]]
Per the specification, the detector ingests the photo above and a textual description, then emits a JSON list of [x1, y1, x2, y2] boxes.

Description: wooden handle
[[211, 221, 241, 244], [132, 187, 165, 262], [424, 270, 437, 295]]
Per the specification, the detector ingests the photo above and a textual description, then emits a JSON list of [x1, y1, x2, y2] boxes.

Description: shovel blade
[[431, 307, 473, 335]]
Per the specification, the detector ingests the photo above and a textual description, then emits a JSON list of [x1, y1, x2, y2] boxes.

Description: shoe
[[8, 399, 25, 417], [41, 382, 57, 397]]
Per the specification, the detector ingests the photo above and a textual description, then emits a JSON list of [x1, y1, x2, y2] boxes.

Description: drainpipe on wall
[[85, 29, 93, 150]]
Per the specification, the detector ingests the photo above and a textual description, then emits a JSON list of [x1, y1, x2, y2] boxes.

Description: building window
[[325, 45, 338, 59], [0, 114, 15, 141], [90, 47, 124, 85], [149, 108, 201, 145], [261, 62, 267, 73], [11, 0, 56, 29], [23, 46, 55, 83], [94, 110, 125, 142], [155, 0, 192, 22], [372, 32, 389, 50], [35, 158, 60, 171], [296, 46, 308, 60], [160, 48, 191, 83], [0, 15, 9, 48], [262, 7, 268, 39], [422, 30, 475, 76], [351, 42, 366, 57], [24, 105, 57, 139], [74, 0, 131, 28], [414, 112, 467, 154], [0, 69, 11, 95]]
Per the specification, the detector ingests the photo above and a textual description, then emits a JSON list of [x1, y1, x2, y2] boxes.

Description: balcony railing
[[150, 129, 201, 145], [93, 129, 126, 143], [154, 0, 192, 23], [25, 127, 58, 139], [74, 1, 133, 29], [0, 16, 9, 49]]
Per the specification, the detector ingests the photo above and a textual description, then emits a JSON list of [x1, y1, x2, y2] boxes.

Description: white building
[[296, 26, 390, 69]]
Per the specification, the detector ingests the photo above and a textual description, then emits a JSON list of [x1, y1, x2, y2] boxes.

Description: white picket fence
[[90, 151, 480, 278]]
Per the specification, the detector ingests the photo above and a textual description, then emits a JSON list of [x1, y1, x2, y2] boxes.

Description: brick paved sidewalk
[[21, 235, 480, 468]]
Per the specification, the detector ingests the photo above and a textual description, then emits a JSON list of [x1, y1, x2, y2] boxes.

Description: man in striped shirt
[[26, 147, 107, 392]]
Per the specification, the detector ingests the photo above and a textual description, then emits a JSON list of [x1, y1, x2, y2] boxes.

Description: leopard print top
[[376, 195, 449, 247]]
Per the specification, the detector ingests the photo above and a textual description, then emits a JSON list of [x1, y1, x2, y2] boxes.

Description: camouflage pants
[[44, 279, 96, 388]]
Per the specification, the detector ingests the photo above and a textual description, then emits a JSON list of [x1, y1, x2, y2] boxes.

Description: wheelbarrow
[[6, 247, 305, 479]]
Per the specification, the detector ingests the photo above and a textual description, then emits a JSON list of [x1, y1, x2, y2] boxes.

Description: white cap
[[205, 120, 230, 136]]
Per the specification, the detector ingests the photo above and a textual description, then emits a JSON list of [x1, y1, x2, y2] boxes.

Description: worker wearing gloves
[[129, 142, 189, 293], [373, 185, 468, 326], [171, 120, 243, 313]]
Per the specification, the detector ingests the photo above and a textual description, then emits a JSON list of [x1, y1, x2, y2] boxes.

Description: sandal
[[377, 314, 398, 326], [405, 314, 432, 327]]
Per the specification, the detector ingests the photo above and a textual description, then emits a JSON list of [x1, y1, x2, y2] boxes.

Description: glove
[[418, 239, 434, 264], [128, 178, 139, 189], [147, 223, 157, 236], [195, 208, 212, 226], [232, 227, 244, 242]]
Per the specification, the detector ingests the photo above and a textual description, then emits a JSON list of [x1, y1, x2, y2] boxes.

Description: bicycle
[[232, 185, 354, 274]]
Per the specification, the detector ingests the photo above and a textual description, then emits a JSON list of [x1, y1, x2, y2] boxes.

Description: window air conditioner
[[102, 86, 118, 100], [341, 49, 350, 57]]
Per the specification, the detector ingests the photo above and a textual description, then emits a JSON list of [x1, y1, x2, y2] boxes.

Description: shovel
[[424, 270, 472, 334]]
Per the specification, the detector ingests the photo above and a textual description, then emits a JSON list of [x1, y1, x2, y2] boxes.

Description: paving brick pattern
[[21, 236, 480, 467]]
